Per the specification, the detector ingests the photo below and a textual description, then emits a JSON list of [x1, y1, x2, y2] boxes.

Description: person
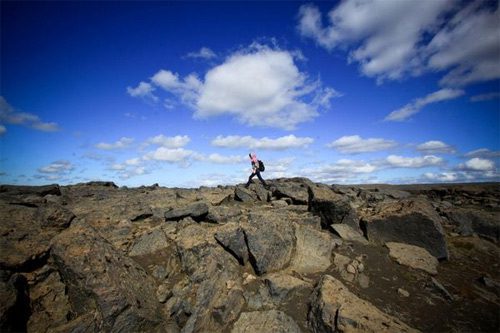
[[245, 152, 267, 188]]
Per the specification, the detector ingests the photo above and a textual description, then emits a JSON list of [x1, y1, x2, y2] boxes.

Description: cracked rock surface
[[0, 179, 498, 332]]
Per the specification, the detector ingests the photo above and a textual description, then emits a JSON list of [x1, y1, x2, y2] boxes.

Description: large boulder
[[232, 310, 302, 333], [50, 221, 164, 332], [0, 184, 61, 196], [289, 224, 335, 274], [308, 275, 420, 333], [264, 273, 310, 302], [362, 199, 449, 260], [234, 187, 257, 203], [128, 226, 172, 257], [0, 201, 73, 271], [445, 208, 499, 242], [214, 223, 249, 265], [243, 212, 296, 275], [174, 224, 245, 332], [308, 184, 360, 230], [271, 179, 311, 205], [164, 201, 209, 222]]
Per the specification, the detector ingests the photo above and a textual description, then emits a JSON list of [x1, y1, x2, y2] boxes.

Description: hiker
[[245, 152, 267, 188]]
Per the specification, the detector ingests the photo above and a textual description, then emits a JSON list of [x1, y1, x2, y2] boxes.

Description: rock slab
[[386, 242, 439, 275], [309, 275, 420, 333]]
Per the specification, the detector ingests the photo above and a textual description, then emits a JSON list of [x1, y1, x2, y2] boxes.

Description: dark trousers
[[246, 170, 266, 186]]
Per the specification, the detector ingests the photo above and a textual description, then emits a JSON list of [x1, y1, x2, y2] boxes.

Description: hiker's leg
[[256, 171, 267, 186], [246, 173, 255, 187]]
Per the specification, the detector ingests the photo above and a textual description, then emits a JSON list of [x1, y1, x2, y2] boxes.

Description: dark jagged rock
[[50, 221, 164, 332], [362, 199, 449, 260], [308, 183, 360, 230], [243, 212, 296, 275], [83, 181, 118, 188], [214, 224, 249, 265], [445, 208, 499, 242], [164, 201, 209, 221], [0, 273, 30, 332], [0, 179, 498, 333], [0, 184, 61, 196], [234, 186, 257, 202], [272, 180, 310, 204]]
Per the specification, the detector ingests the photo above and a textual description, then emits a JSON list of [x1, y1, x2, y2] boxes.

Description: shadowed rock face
[[0, 179, 498, 333]]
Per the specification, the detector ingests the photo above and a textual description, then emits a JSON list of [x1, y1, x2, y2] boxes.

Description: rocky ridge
[[0, 178, 499, 332]]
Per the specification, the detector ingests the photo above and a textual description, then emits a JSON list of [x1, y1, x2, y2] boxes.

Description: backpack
[[258, 160, 265, 172]]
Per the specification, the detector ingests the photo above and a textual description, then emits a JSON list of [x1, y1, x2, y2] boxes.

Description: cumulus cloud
[[327, 135, 397, 153], [95, 137, 134, 150], [298, 1, 499, 86], [385, 88, 464, 121], [459, 157, 495, 171], [186, 47, 217, 60], [143, 147, 196, 165], [130, 44, 339, 130], [203, 153, 244, 164], [301, 159, 378, 183], [386, 155, 443, 168], [0, 96, 60, 132], [37, 160, 74, 181], [416, 140, 455, 154], [146, 134, 191, 148], [126, 81, 158, 102], [423, 172, 459, 182], [211, 134, 314, 150]]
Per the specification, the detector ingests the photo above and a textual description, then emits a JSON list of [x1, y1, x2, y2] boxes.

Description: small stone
[[157, 284, 172, 303], [346, 264, 357, 274], [358, 274, 370, 288], [398, 288, 410, 297], [243, 273, 257, 285], [226, 280, 236, 290], [357, 263, 365, 273]]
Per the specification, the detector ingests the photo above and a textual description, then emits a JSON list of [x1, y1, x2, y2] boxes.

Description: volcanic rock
[[309, 275, 419, 333], [362, 199, 449, 259]]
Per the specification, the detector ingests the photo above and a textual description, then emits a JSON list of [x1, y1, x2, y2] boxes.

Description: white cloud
[[186, 47, 217, 60], [125, 158, 141, 166], [386, 155, 443, 168], [144, 147, 195, 164], [131, 44, 338, 130], [385, 88, 464, 121], [212, 134, 314, 150], [126, 81, 158, 101], [460, 157, 495, 171], [416, 140, 455, 154], [204, 153, 244, 164], [151, 70, 202, 106], [426, 2, 500, 86], [470, 92, 500, 102], [298, 1, 499, 86], [0, 96, 60, 132], [465, 148, 500, 159], [38, 160, 74, 174], [301, 159, 378, 184], [0, 124, 5, 135], [423, 172, 459, 182], [146, 134, 191, 148], [327, 135, 397, 153], [95, 137, 134, 150]]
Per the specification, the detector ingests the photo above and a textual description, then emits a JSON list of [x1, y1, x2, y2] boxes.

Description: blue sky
[[1, 0, 499, 187]]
